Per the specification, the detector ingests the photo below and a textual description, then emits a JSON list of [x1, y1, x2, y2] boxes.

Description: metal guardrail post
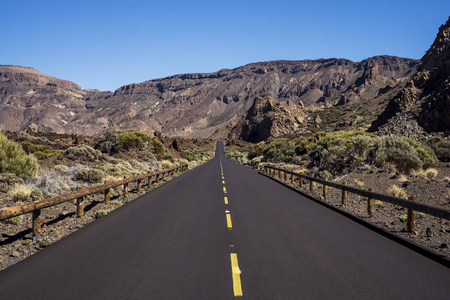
[[407, 195, 417, 232], [323, 184, 328, 200], [310, 178, 315, 192], [299, 177, 303, 187]]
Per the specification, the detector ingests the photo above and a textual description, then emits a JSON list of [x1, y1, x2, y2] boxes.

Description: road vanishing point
[[0, 141, 449, 299]]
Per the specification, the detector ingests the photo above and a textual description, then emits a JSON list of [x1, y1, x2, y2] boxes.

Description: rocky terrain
[[369, 17, 450, 138], [0, 56, 418, 138], [227, 95, 306, 143]]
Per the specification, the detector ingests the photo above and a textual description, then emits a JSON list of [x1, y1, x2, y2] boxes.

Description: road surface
[[0, 141, 449, 299]]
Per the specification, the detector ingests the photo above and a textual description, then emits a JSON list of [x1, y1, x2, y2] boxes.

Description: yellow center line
[[223, 180, 225, 184], [224, 196, 228, 204], [230, 253, 243, 297], [223, 187, 227, 193], [226, 213, 232, 229]]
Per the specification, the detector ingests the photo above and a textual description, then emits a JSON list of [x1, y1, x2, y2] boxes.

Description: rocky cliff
[[227, 95, 306, 143], [0, 56, 417, 138], [369, 17, 450, 137]]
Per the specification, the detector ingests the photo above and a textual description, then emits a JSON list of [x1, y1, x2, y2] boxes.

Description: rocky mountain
[[0, 56, 417, 138], [0, 66, 111, 135], [369, 17, 450, 138], [227, 95, 306, 143]]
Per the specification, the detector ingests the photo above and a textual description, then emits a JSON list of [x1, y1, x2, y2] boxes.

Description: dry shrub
[[396, 174, 408, 183], [388, 185, 407, 199], [354, 179, 365, 188], [26, 168, 75, 196], [6, 184, 34, 203], [425, 168, 438, 179]]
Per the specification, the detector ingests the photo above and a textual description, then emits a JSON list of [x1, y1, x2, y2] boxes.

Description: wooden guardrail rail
[[0, 164, 188, 238], [264, 166, 450, 231]]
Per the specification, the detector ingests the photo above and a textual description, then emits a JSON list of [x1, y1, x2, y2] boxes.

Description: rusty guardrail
[[0, 164, 188, 238], [264, 165, 450, 232]]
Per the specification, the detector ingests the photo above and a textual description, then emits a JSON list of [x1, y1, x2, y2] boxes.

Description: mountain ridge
[[0, 55, 419, 138]]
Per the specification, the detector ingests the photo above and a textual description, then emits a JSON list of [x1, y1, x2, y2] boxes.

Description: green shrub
[[427, 137, 450, 162], [64, 145, 102, 162], [76, 168, 104, 183], [21, 142, 63, 159], [404, 138, 437, 169], [309, 131, 375, 174], [39, 237, 52, 248], [0, 131, 38, 179], [95, 210, 108, 219], [317, 170, 333, 180], [183, 148, 201, 161], [370, 136, 423, 172], [96, 130, 173, 160], [248, 143, 266, 159]]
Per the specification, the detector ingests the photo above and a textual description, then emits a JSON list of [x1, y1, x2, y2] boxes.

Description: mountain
[[0, 56, 417, 138], [0, 65, 111, 135], [227, 95, 306, 143], [369, 17, 450, 138]]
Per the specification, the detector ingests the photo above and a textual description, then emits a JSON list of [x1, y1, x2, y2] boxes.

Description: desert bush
[[426, 137, 450, 162], [411, 168, 439, 179], [39, 237, 51, 248], [263, 138, 294, 162], [95, 210, 108, 219], [309, 131, 375, 174], [6, 184, 34, 203], [96, 130, 173, 160], [76, 168, 104, 183], [129, 159, 150, 174], [250, 156, 263, 167], [26, 169, 74, 196], [0, 130, 38, 180], [425, 168, 438, 179], [0, 173, 24, 193], [399, 214, 408, 222], [370, 136, 423, 172], [183, 148, 201, 161], [403, 138, 437, 169], [160, 160, 173, 169], [21, 142, 63, 159], [317, 170, 333, 180], [248, 143, 266, 160], [64, 145, 102, 162], [387, 184, 407, 199]]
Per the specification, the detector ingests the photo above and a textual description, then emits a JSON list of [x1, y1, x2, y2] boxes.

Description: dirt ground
[[265, 162, 450, 259]]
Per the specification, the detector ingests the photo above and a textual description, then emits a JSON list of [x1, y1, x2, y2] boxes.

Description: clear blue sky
[[1, 0, 449, 91]]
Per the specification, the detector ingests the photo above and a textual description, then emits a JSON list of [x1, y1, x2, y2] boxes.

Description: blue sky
[[1, 0, 449, 91]]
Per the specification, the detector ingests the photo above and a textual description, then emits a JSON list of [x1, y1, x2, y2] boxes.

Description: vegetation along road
[[0, 141, 449, 299]]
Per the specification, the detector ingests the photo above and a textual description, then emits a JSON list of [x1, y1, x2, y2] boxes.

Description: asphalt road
[[0, 141, 449, 299]]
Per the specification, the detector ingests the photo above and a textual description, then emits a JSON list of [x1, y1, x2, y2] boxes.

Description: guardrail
[[264, 166, 450, 232], [0, 164, 188, 238]]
